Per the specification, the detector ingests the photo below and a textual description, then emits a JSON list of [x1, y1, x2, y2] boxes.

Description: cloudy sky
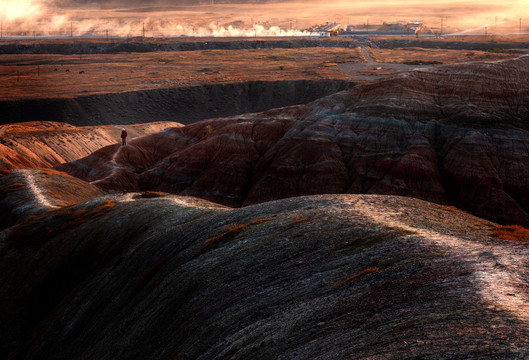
[[1, 0, 528, 33]]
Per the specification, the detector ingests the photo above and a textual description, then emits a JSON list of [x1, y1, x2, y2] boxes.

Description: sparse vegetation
[[226, 224, 248, 232], [330, 267, 380, 289], [7, 198, 117, 245], [39, 168, 68, 177], [403, 60, 443, 65], [291, 217, 310, 224], [490, 225, 529, 242], [204, 223, 249, 245], [0, 183, 24, 194], [486, 48, 504, 53], [443, 205, 458, 212], [203, 124, 213, 136], [252, 217, 272, 224]]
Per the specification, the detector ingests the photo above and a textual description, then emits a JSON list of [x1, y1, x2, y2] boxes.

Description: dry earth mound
[[58, 56, 529, 225], [0, 168, 106, 230], [2, 191, 529, 359], [0, 121, 181, 170]]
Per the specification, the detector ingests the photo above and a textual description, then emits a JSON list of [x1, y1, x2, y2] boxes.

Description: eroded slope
[[0, 168, 106, 230], [57, 56, 529, 225], [2, 188, 529, 359], [0, 121, 181, 169]]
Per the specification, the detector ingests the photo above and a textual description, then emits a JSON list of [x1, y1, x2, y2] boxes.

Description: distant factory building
[[309, 22, 342, 36], [406, 20, 424, 32], [377, 21, 423, 33], [378, 22, 410, 32]]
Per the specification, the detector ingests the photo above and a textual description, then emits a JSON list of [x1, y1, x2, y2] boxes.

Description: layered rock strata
[[0, 121, 181, 170], [58, 56, 529, 225]]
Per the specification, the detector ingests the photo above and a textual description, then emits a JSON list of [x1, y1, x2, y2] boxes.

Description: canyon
[[54, 55, 529, 226], [2, 37, 529, 359]]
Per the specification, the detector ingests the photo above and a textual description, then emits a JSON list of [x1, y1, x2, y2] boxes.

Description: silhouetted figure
[[121, 129, 127, 146]]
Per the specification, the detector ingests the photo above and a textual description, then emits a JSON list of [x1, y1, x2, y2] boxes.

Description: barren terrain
[[0, 36, 525, 100], [2, 167, 529, 359], [2, 34, 529, 360], [0, 121, 181, 169]]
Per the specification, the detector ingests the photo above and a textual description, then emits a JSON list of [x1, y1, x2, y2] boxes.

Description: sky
[[1, 0, 528, 36]]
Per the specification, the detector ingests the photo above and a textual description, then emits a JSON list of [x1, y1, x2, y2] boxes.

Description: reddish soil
[[0, 37, 521, 100]]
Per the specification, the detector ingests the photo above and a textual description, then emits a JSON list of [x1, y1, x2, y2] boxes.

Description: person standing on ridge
[[121, 128, 127, 146]]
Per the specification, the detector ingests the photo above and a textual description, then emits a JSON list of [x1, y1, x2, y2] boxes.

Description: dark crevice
[[0, 80, 355, 126]]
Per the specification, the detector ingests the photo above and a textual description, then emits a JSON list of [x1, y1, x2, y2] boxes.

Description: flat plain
[[0, 35, 526, 100]]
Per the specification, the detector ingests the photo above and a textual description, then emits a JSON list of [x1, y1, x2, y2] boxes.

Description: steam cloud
[[1, 0, 528, 37], [0, 0, 44, 22]]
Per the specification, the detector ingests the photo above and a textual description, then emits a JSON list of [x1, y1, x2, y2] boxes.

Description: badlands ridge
[[2, 55, 529, 359]]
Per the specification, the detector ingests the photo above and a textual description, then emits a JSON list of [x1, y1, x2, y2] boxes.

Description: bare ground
[[2, 185, 529, 359], [0, 39, 521, 100]]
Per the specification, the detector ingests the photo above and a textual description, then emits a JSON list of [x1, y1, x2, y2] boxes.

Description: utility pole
[[485, 26, 487, 36], [520, 18, 522, 33], [142, 22, 145, 37], [70, 22, 73, 38], [441, 17, 443, 35], [106, 29, 109, 40]]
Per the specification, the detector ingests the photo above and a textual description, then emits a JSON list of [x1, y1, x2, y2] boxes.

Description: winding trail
[[16, 169, 58, 208], [353, 198, 529, 327], [360, 46, 376, 63], [90, 144, 123, 186]]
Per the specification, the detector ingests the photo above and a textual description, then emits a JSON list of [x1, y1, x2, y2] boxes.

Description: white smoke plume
[[0, 0, 44, 22], [0, 0, 528, 37]]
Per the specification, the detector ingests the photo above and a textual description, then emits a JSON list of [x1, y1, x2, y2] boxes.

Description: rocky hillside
[[0, 121, 181, 169], [2, 169, 529, 359], [58, 56, 529, 226]]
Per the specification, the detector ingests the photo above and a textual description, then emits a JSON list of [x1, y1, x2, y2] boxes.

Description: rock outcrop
[[2, 188, 529, 359], [58, 56, 529, 226]]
